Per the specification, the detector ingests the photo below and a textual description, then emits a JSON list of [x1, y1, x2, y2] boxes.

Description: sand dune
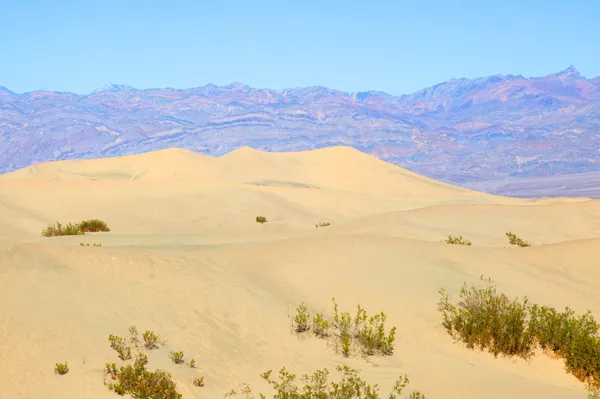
[[0, 147, 598, 399]]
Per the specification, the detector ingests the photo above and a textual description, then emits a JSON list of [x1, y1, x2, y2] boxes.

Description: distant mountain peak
[[89, 81, 137, 95], [553, 65, 581, 78]]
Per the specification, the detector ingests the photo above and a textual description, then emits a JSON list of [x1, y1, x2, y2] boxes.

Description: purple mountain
[[1, 66, 599, 197]]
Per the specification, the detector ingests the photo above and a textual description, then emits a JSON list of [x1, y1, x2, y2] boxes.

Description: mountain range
[[1, 66, 599, 197]]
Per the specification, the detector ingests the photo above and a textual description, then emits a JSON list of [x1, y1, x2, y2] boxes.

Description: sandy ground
[[0, 146, 598, 399]]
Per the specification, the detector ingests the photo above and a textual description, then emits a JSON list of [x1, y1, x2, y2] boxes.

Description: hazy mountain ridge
[[1, 66, 599, 196]]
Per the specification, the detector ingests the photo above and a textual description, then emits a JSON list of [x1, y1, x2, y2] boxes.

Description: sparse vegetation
[[292, 298, 396, 357], [315, 222, 331, 228], [256, 216, 267, 224], [444, 234, 472, 246], [105, 352, 182, 399], [192, 376, 204, 387], [505, 232, 530, 247], [42, 222, 83, 237], [189, 358, 196, 368], [143, 330, 161, 350], [292, 301, 311, 333], [55, 361, 69, 375], [312, 312, 331, 338], [225, 365, 425, 399], [108, 334, 132, 361], [104, 327, 198, 399], [41, 219, 110, 237], [80, 242, 102, 246], [438, 276, 600, 394], [169, 351, 185, 365]]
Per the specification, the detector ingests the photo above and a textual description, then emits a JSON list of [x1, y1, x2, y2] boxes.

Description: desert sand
[[0, 146, 598, 399]]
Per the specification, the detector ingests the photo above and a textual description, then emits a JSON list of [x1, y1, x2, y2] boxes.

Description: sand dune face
[[0, 146, 598, 399]]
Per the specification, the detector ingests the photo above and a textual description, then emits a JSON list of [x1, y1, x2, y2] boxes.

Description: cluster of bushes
[[293, 299, 397, 358], [41, 219, 110, 237], [102, 326, 202, 398], [441, 232, 531, 247], [444, 235, 471, 246], [505, 232, 530, 247], [225, 365, 426, 399], [438, 276, 600, 396]]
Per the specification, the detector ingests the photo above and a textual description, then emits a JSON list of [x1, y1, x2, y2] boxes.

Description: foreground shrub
[[444, 234, 472, 246], [256, 216, 268, 224], [438, 276, 600, 393], [79, 219, 111, 233], [105, 353, 182, 399], [55, 361, 69, 375], [505, 232, 530, 247], [438, 276, 535, 358], [292, 298, 396, 357], [226, 365, 425, 399], [42, 222, 83, 237]]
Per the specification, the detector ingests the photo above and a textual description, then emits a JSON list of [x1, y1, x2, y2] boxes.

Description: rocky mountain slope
[[1, 66, 598, 196]]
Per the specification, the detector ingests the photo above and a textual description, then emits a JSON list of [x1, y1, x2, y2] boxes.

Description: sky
[[1, 0, 599, 95]]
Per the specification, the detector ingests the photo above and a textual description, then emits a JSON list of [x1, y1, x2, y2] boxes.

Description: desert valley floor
[[0, 146, 599, 399]]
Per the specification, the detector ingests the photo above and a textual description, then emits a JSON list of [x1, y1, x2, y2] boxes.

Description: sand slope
[[0, 146, 599, 399]]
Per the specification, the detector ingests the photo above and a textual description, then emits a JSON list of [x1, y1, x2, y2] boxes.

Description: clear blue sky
[[1, 0, 599, 95]]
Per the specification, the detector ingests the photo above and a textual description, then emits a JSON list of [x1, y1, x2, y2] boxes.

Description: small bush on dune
[[438, 276, 600, 394], [315, 222, 331, 228], [55, 361, 69, 375], [444, 234, 472, 246], [169, 351, 185, 365], [505, 232, 530, 247], [108, 334, 132, 361], [225, 365, 425, 399], [192, 376, 205, 387], [143, 330, 161, 350], [256, 216, 268, 224], [42, 222, 83, 237], [79, 219, 111, 233], [105, 353, 182, 399]]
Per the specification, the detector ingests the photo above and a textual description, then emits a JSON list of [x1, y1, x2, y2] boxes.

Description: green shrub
[[192, 376, 204, 387], [315, 222, 331, 228], [444, 234, 472, 246], [128, 325, 139, 347], [293, 301, 311, 333], [55, 361, 69, 375], [105, 353, 182, 399], [42, 219, 110, 237], [79, 219, 110, 233], [439, 276, 600, 392], [42, 222, 83, 237], [312, 313, 331, 338], [108, 334, 132, 360], [169, 351, 185, 365], [292, 298, 397, 358], [224, 365, 422, 399], [256, 216, 267, 224], [189, 358, 196, 368], [143, 330, 160, 350], [79, 242, 102, 247], [505, 232, 530, 247]]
